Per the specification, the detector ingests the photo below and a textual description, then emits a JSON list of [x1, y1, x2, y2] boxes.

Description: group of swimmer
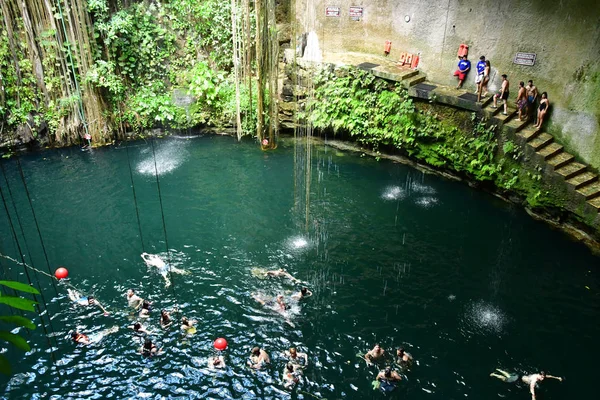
[[65, 253, 564, 397]]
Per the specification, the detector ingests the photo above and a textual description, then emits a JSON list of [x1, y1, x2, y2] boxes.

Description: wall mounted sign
[[349, 6, 363, 20], [325, 6, 340, 17], [513, 52, 536, 66]]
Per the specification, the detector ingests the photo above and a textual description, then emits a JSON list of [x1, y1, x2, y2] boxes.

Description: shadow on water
[[0, 136, 597, 399]]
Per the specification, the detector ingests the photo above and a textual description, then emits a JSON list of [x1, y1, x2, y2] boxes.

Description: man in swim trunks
[[376, 366, 402, 393], [364, 343, 385, 365], [516, 81, 527, 121], [493, 74, 510, 115], [453, 55, 471, 89], [525, 80, 538, 117], [248, 346, 270, 369], [490, 369, 563, 400]]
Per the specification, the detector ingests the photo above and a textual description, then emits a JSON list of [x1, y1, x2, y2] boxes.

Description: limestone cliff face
[[294, 0, 600, 169]]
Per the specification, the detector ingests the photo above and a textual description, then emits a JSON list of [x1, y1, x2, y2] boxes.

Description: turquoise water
[[0, 135, 598, 399]]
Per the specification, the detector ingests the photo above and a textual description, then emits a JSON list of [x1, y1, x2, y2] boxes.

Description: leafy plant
[[0, 280, 39, 375]]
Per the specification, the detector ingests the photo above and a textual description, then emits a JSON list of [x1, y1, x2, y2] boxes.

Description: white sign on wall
[[514, 52, 537, 66], [349, 6, 363, 20], [325, 6, 340, 17]]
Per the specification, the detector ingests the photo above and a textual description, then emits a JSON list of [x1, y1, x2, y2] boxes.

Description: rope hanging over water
[[125, 139, 146, 253], [0, 169, 62, 376], [150, 137, 176, 295], [14, 158, 59, 296]]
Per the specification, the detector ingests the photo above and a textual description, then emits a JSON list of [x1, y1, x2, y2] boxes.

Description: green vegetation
[[308, 67, 567, 210], [310, 68, 500, 182], [0, 280, 39, 375], [0, 0, 264, 144]]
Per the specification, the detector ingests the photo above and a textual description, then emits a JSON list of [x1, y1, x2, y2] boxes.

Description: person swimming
[[139, 300, 152, 318], [129, 321, 150, 336], [208, 355, 226, 369], [283, 347, 308, 375], [67, 289, 109, 315], [160, 309, 173, 329], [140, 337, 161, 357], [395, 347, 413, 367], [71, 331, 90, 345], [283, 362, 300, 389], [127, 289, 144, 310], [265, 268, 302, 284], [180, 317, 197, 334], [364, 343, 385, 366], [141, 252, 186, 287], [490, 369, 563, 400], [375, 366, 402, 393], [291, 287, 313, 300], [248, 346, 270, 369]]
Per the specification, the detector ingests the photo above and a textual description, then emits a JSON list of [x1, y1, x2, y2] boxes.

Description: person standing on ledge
[[516, 81, 527, 121], [477, 60, 491, 102], [453, 55, 471, 89], [492, 74, 510, 115], [474, 56, 486, 92], [526, 80, 538, 118], [534, 92, 549, 129]]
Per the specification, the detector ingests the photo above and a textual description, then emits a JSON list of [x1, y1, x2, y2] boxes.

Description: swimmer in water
[[208, 355, 226, 369], [283, 347, 308, 371], [265, 268, 302, 284], [129, 321, 150, 336], [291, 287, 313, 300], [67, 289, 109, 315], [180, 317, 197, 334], [140, 337, 162, 357], [276, 295, 290, 311], [283, 363, 300, 389], [139, 299, 152, 318], [365, 343, 385, 366], [490, 369, 563, 400], [71, 331, 90, 345], [160, 309, 173, 329], [126, 289, 144, 310], [376, 366, 402, 393], [140, 252, 187, 287], [248, 346, 270, 369], [395, 347, 413, 367]]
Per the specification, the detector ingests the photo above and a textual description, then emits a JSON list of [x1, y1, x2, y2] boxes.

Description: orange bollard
[[411, 53, 420, 69]]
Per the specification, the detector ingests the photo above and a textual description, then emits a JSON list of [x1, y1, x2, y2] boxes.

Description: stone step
[[505, 117, 531, 133], [496, 108, 517, 122], [404, 73, 426, 87], [399, 69, 419, 81], [528, 133, 553, 151], [577, 182, 600, 200], [537, 142, 563, 159], [588, 196, 600, 211], [519, 126, 542, 142], [546, 152, 574, 170], [481, 96, 494, 108], [566, 171, 598, 189], [555, 162, 587, 179]]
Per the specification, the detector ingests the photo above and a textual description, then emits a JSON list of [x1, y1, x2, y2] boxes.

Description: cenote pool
[[0, 135, 598, 399]]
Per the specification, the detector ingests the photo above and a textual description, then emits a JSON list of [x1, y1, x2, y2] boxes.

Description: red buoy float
[[214, 337, 228, 351], [54, 267, 69, 280]]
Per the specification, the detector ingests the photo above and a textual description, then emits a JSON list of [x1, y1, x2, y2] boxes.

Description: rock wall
[[294, 0, 600, 169]]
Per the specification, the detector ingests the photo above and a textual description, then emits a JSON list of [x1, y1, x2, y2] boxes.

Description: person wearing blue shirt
[[453, 55, 471, 89], [475, 56, 486, 91]]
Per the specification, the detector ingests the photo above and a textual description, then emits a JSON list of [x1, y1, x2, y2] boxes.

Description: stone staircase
[[480, 100, 600, 211]]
